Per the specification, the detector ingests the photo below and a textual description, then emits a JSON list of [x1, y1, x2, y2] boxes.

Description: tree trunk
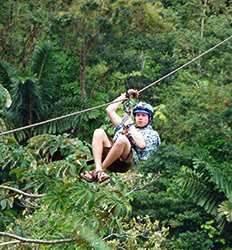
[[200, 0, 207, 39], [198, 0, 208, 74], [20, 25, 39, 69], [79, 49, 87, 99], [140, 50, 145, 71]]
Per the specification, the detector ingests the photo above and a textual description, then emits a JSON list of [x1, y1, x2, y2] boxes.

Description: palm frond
[[31, 41, 53, 79], [33, 95, 102, 136], [10, 79, 43, 126], [31, 42, 57, 105], [208, 167, 232, 201]]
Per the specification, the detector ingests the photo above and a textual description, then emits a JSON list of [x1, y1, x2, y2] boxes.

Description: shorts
[[102, 147, 133, 173]]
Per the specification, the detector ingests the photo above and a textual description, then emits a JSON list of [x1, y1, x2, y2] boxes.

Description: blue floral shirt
[[114, 124, 161, 164]]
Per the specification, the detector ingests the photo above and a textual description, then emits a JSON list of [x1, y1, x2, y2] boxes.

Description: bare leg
[[102, 135, 131, 171], [82, 132, 131, 182], [92, 128, 112, 171]]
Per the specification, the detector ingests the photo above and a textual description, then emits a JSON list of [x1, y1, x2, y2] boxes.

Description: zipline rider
[[81, 89, 161, 183]]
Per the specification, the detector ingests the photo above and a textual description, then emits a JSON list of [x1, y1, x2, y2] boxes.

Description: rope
[[0, 35, 232, 137], [0, 98, 127, 136], [139, 35, 232, 93]]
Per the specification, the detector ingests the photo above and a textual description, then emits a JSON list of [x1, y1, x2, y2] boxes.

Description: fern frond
[[177, 166, 220, 216], [191, 158, 232, 201]]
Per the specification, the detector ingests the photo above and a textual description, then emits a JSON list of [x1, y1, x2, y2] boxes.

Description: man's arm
[[106, 89, 139, 126], [106, 93, 126, 126], [126, 125, 146, 149]]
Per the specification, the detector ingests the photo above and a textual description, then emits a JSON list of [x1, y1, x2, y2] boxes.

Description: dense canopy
[[0, 0, 232, 249]]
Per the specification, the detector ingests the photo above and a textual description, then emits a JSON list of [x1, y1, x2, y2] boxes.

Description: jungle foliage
[[0, 0, 232, 249]]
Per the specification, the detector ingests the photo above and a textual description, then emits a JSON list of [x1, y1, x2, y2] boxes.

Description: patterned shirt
[[114, 124, 161, 164]]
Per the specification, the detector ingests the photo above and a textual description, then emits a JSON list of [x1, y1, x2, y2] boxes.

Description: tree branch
[[0, 185, 45, 198], [18, 198, 41, 209], [103, 233, 127, 241], [0, 240, 20, 247], [0, 232, 77, 245], [125, 173, 161, 196]]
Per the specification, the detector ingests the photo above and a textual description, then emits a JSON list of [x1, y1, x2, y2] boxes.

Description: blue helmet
[[133, 102, 154, 119]]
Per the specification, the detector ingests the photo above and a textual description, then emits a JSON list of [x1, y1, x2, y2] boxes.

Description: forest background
[[0, 0, 232, 249]]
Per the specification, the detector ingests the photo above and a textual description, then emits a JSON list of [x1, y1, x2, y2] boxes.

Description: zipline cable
[[0, 35, 232, 137], [0, 98, 126, 136], [138, 35, 232, 93]]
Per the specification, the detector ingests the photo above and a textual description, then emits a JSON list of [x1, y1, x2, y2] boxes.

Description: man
[[81, 89, 161, 183]]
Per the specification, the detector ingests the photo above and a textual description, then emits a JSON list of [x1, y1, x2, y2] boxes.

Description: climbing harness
[[0, 35, 232, 137]]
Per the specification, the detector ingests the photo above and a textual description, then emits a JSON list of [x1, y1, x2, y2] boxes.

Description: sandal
[[80, 170, 98, 182], [95, 171, 110, 183]]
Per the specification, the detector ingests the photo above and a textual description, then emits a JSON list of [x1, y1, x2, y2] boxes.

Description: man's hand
[[121, 114, 145, 148], [106, 89, 138, 127], [123, 115, 134, 127], [126, 89, 139, 98]]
